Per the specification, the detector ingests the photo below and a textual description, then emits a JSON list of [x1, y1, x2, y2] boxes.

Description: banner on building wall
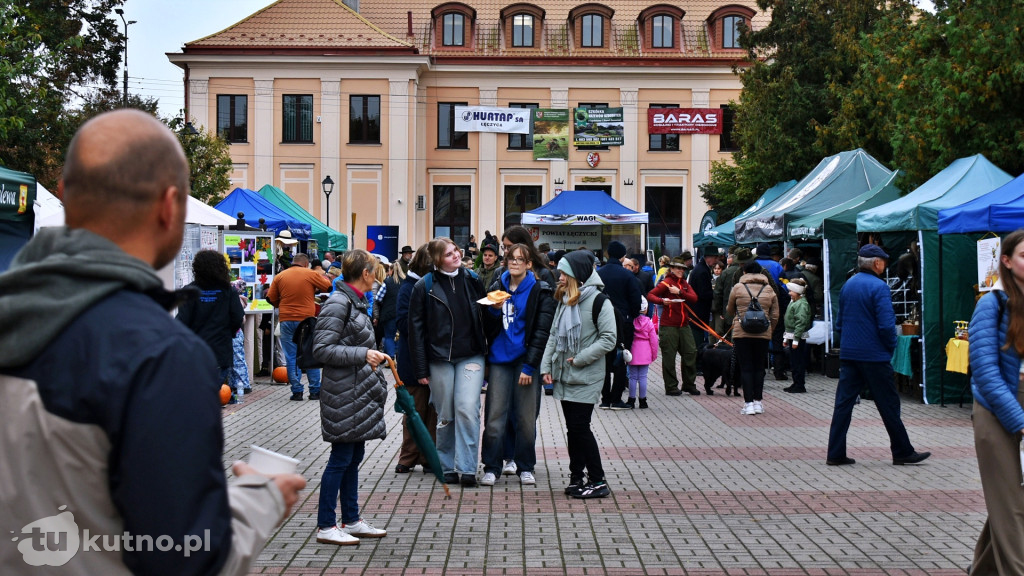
[[367, 225, 400, 262], [455, 106, 531, 134], [531, 109, 570, 161], [648, 108, 723, 134], [527, 225, 602, 251], [573, 107, 624, 147]]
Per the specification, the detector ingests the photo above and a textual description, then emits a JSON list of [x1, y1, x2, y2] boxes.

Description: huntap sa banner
[[648, 108, 723, 134], [573, 107, 624, 146], [455, 106, 530, 134]]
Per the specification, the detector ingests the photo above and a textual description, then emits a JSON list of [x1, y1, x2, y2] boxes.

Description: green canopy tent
[[787, 171, 904, 344], [857, 154, 1012, 404], [735, 149, 893, 245], [0, 166, 37, 272], [693, 180, 796, 248], [256, 184, 347, 252]]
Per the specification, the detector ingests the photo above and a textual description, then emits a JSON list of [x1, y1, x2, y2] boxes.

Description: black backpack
[[740, 284, 770, 334], [293, 316, 324, 369]]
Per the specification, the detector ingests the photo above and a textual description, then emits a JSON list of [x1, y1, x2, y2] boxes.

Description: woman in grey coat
[[311, 249, 391, 547], [541, 250, 617, 499]]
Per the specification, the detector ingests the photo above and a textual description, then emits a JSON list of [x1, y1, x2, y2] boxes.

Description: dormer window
[[443, 13, 465, 46], [652, 15, 673, 48], [722, 15, 742, 48], [581, 14, 603, 47], [512, 14, 534, 47]]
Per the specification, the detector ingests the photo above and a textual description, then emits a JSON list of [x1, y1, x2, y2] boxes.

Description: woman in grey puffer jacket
[[311, 249, 391, 546]]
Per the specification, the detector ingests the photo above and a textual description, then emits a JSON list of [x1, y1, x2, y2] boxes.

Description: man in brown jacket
[[267, 253, 333, 400]]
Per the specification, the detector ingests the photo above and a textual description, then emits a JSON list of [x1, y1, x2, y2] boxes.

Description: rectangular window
[[646, 186, 683, 256], [723, 15, 744, 49], [649, 104, 680, 151], [349, 95, 381, 144], [438, 102, 468, 149], [513, 14, 534, 47], [508, 103, 537, 150], [576, 103, 609, 150], [217, 95, 248, 143], [652, 15, 674, 48], [581, 14, 603, 48], [443, 13, 465, 46], [503, 185, 542, 231], [282, 94, 313, 143], [433, 185, 471, 246], [720, 104, 738, 151]]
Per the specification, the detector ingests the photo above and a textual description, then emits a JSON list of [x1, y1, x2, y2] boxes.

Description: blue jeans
[[317, 441, 365, 528], [827, 360, 915, 461], [429, 355, 485, 475], [279, 320, 321, 395], [481, 362, 540, 475], [382, 318, 397, 358]]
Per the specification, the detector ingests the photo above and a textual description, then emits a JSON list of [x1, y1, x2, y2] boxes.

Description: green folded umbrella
[[386, 357, 450, 498]]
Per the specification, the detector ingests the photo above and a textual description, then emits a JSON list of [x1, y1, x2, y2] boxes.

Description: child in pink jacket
[[628, 297, 659, 409]]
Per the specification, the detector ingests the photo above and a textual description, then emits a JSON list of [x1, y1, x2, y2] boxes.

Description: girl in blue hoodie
[[479, 243, 556, 486]]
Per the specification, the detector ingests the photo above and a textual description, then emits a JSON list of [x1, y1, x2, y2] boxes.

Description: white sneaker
[[502, 460, 517, 476], [343, 520, 386, 538], [520, 471, 536, 485], [753, 400, 764, 414], [316, 525, 359, 546], [479, 472, 497, 486], [741, 402, 756, 415]]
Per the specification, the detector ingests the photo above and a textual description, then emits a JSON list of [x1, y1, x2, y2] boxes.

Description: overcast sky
[[122, 0, 936, 119]]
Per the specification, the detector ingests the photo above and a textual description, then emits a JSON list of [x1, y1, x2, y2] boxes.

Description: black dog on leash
[[698, 341, 735, 396]]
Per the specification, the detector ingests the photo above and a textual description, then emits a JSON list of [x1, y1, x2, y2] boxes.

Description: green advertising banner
[[573, 107, 624, 147], [0, 166, 36, 223], [531, 108, 570, 160]]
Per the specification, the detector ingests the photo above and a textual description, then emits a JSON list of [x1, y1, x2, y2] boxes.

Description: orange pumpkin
[[219, 384, 233, 405], [272, 366, 289, 383]]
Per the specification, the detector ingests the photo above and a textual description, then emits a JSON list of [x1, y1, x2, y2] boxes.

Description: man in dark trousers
[[688, 248, 720, 369], [756, 242, 790, 379], [826, 244, 930, 467], [597, 240, 642, 409]]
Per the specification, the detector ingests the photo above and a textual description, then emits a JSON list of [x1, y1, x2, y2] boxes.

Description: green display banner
[[531, 108, 570, 160], [573, 107, 624, 147]]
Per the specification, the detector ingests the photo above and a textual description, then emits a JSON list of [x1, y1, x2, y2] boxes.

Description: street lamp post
[[113, 9, 136, 107], [321, 176, 334, 229]]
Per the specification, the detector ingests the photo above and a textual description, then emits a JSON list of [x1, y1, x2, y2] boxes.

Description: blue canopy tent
[[692, 180, 796, 248], [215, 188, 311, 239], [858, 154, 1012, 404], [937, 172, 1024, 234], [521, 190, 648, 225]]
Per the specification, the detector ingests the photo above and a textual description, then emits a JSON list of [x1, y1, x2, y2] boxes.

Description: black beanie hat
[[561, 250, 596, 284], [606, 240, 627, 260]]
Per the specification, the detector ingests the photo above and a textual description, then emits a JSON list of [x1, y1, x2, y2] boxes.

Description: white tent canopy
[[35, 191, 236, 230]]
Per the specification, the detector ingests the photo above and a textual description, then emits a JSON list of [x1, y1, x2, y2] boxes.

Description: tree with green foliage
[[0, 0, 124, 189], [166, 117, 234, 205]]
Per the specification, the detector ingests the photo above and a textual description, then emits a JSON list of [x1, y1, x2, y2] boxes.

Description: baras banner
[[532, 109, 570, 160], [454, 106, 530, 134], [648, 108, 723, 134], [573, 107, 624, 147]]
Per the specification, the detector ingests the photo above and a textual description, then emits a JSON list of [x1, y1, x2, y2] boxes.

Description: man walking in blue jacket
[[826, 244, 930, 466]]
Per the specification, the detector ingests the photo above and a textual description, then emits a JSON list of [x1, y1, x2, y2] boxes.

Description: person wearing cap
[[540, 250, 617, 498], [648, 255, 700, 396], [782, 278, 812, 394], [688, 248, 721, 366], [713, 246, 752, 337], [802, 258, 825, 319], [596, 240, 642, 409], [679, 250, 694, 275], [826, 244, 930, 467], [474, 243, 502, 294], [275, 230, 300, 272], [399, 245, 415, 273]]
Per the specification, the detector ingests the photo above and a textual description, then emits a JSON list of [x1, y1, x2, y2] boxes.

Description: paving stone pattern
[[223, 360, 980, 575]]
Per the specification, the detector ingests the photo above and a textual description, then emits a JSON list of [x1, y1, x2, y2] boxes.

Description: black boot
[[638, 398, 648, 409]]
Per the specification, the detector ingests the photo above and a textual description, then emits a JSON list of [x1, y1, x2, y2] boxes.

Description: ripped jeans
[[428, 355, 485, 475]]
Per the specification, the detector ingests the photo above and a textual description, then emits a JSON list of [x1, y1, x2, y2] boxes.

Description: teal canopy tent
[[693, 180, 795, 248], [735, 149, 893, 244], [0, 166, 37, 272], [256, 184, 347, 252], [857, 154, 1012, 404]]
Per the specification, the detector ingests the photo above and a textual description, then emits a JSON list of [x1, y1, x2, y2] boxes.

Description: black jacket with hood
[[408, 267, 487, 379]]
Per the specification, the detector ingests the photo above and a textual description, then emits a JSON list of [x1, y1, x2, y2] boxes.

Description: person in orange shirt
[[267, 252, 333, 400]]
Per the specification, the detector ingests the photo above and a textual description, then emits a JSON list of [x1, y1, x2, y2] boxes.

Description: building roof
[[184, 0, 766, 59]]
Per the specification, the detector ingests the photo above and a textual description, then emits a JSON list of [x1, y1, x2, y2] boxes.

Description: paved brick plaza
[[223, 360, 978, 576]]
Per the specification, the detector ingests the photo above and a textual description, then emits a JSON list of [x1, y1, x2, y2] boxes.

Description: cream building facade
[[169, 0, 766, 255]]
